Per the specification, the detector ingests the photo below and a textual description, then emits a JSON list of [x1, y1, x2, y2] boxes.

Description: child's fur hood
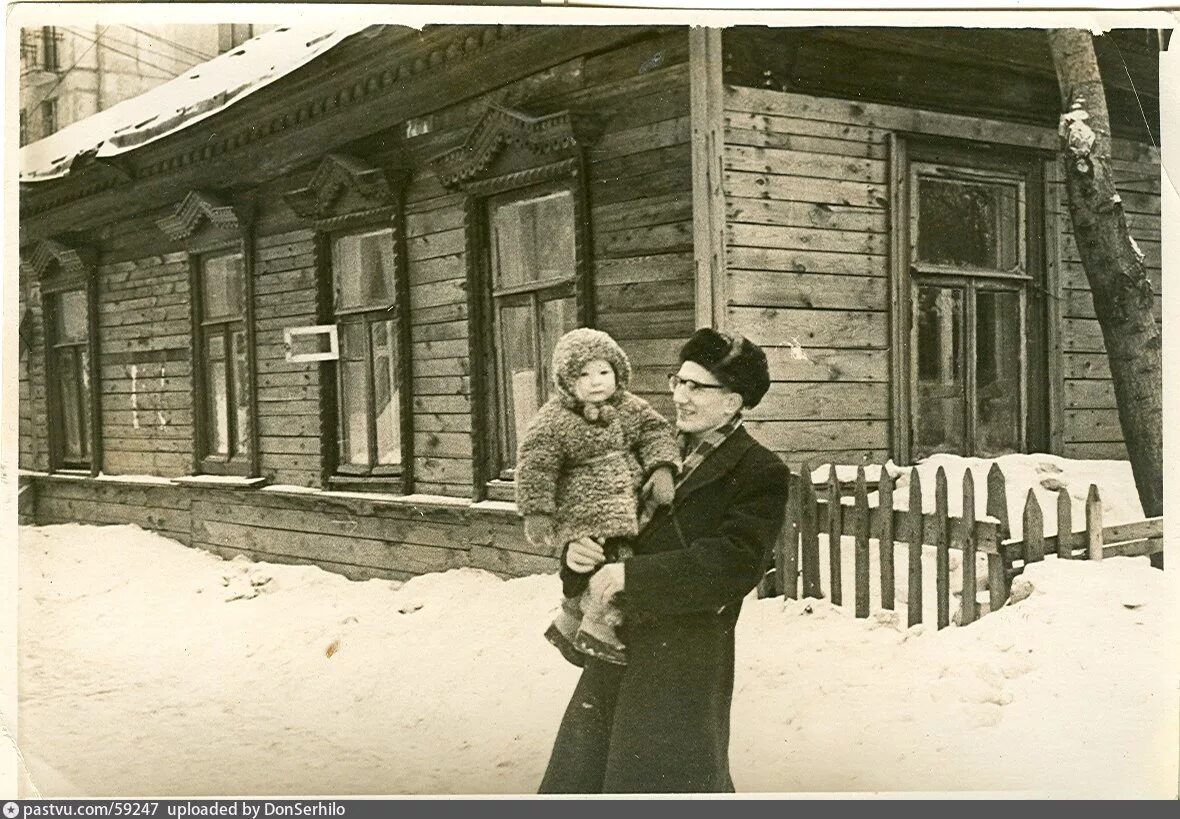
[[550, 328, 632, 424]]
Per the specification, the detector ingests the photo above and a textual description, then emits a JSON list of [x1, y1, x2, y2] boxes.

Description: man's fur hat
[[679, 328, 771, 409]]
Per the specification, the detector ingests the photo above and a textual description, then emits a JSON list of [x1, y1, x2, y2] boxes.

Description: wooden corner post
[[689, 27, 726, 331]]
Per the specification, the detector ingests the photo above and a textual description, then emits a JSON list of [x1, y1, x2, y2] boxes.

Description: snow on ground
[[15, 456, 1177, 797]]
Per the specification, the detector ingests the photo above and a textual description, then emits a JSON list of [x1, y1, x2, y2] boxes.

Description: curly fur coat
[[516, 328, 679, 548]]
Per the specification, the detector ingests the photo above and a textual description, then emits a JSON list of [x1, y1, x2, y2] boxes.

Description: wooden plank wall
[[720, 84, 1160, 465], [97, 221, 195, 477], [1056, 144, 1161, 460]]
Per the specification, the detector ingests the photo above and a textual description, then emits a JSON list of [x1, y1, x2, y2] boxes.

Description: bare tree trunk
[[1046, 30, 1162, 560]]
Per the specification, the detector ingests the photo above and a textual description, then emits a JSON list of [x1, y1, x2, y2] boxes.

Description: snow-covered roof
[[20, 24, 374, 183]]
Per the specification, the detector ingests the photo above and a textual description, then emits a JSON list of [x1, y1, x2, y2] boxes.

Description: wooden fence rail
[[763, 462, 1163, 630]]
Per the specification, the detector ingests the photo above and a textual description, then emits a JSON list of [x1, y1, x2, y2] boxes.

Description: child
[[516, 328, 679, 666]]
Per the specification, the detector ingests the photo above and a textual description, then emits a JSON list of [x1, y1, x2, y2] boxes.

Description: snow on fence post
[[877, 468, 895, 611], [1086, 484, 1103, 561], [1056, 488, 1074, 559], [934, 466, 951, 630], [1023, 489, 1045, 564], [827, 464, 843, 607], [960, 469, 979, 626], [800, 462, 822, 598], [907, 469, 924, 627], [854, 466, 870, 618], [983, 522, 1005, 616], [985, 462, 1013, 600]]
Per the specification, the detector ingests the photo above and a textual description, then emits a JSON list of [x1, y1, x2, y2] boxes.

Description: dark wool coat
[[516, 391, 679, 547], [539, 426, 790, 794]]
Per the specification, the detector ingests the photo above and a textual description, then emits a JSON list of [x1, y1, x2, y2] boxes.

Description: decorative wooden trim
[[86, 252, 103, 477], [20, 239, 95, 284], [456, 160, 580, 199], [1043, 158, 1065, 456], [464, 194, 493, 502], [392, 195, 415, 496], [312, 205, 398, 235], [690, 27, 726, 331], [888, 132, 912, 463], [430, 105, 603, 191], [40, 292, 60, 473], [282, 153, 401, 221], [243, 220, 261, 479], [313, 231, 338, 489], [187, 252, 206, 476], [156, 190, 243, 241]]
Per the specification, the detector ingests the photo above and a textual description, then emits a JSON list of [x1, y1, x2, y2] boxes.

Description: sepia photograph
[[5, 0, 1177, 799]]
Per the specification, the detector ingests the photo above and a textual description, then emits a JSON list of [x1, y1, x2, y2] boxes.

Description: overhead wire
[[24, 25, 107, 112], [61, 27, 198, 80], [122, 24, 216, 63]]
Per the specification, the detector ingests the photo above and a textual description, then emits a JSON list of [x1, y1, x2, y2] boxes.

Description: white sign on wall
[[283, 324, 339, 363]]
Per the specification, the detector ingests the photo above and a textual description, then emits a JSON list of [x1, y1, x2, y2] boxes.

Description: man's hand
[[588, 561, 624, 606], [644, 467, 676, 508], [565, 536, 606, 574]]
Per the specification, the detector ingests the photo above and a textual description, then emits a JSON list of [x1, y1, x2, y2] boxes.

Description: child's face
[[573, 358, 617, 403]]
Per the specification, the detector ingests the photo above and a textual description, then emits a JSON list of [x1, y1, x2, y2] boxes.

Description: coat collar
[[672, 425, 756, 504]]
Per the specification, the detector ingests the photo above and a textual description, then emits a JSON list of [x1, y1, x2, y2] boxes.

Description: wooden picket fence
[[761, 462, 1163, 629]]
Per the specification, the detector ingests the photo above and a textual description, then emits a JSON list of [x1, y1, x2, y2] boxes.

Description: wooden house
[[17, 24, 1164, 580]]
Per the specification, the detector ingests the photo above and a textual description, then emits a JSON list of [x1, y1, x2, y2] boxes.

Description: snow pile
[[17, 515, 1176, 797]]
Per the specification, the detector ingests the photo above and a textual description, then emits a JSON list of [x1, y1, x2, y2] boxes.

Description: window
[[27, 239, 101, 474], [20, 109, 27, 147], [891, 139, 1047, 461], [46, 288, 94, 469], [41, 98, 57, 136], [195, 250, 252, 473], [486, 187, 579, 477], [331, 227, 404, 477], [429, 105, 602, 499], [41, 26, 59, 71]]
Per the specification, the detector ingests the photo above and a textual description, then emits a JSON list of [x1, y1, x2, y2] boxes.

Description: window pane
[[205, 333, 230, 456], [975, 290, 1022, 456], [917, 177, 1019, 270], [231, 329, 251, 457], [491, 191, 575, 289], [914, 285, 966, 457], [57, 348, 86, 464], [371, 319, 401, 466], [539, 296, 577, 398], [499, 303, 538, 468], [202, 253, 244, 320], [339, 321, 371, 467], [334, 229, 396, 311], [77, 347, 91, 462], [56, 289, 88, 343]]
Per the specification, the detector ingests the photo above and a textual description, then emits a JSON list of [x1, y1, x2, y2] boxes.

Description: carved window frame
[[889, 134, 1051, 463], [430, 105, 603, 501], [283, 153, 413, 494], [158, 190, 259, 477], [23, 239, 102, 475]]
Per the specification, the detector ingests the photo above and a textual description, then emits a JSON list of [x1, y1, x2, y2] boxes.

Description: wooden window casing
[[159, 191, 260, 478], [890, 135, 1049, 463], [191, 248, 254, 475], [431, 107, 602, 501], [38, 256, 102, 475], [283, 153, 412, 494], [324, 222, 412, 491]]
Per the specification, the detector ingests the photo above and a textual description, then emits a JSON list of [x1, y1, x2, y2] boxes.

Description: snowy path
[[17, 519, 1176, 797]]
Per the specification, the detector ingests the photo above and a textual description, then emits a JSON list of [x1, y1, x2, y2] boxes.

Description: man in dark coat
[[538, 328, 791, 793]]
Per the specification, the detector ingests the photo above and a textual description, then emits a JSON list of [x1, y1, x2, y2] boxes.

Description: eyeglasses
[[668, 374, 728, 395]]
